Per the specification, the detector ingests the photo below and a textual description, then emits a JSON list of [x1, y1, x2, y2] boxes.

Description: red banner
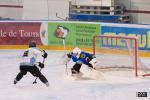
[[0, 22, 43, 45]]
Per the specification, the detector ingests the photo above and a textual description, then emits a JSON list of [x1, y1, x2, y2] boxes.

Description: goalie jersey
[[70, 51, 95, 65]]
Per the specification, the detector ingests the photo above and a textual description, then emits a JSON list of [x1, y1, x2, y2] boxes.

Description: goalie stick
[[65, 63, 68, 75], [63, 39, 69, 75]]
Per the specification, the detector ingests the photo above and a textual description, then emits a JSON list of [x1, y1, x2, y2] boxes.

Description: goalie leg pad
[[71, 63, 82, 74]]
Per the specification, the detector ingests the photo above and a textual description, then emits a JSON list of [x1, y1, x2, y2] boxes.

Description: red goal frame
[[92, 35, 138, 77]]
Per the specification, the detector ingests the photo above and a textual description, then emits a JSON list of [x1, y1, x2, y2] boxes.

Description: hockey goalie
[[65, 47, 97, 78]]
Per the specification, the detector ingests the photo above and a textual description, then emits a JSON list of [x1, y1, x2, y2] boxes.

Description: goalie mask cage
[[93, 35, 150, 77]]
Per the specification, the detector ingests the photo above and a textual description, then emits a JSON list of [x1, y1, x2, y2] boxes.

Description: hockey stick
[[65, 63, 68, 75], [63, 39, 69, 75], [33, 56, 46, 84], [63, 39, 66, 54]]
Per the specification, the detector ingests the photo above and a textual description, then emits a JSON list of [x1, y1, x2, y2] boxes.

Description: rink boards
[[0, 21, 150, 57]]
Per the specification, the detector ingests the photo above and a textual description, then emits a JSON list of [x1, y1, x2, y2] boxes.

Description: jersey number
[[80, 54, 86, 58]]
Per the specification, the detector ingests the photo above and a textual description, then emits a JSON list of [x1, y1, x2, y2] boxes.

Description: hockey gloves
[[89, 58, 97, 69], [39, 62, 44, 68], [67, 52, 73, 58], [86, 55, 96, 62], [86, 57, 91, 62], [43, 52, 48, 58]]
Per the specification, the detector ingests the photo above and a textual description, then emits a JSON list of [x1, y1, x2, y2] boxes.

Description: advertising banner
[[101, 26, 150, 50], [0, 22, 48, 45], [48, 22, 100, 48]]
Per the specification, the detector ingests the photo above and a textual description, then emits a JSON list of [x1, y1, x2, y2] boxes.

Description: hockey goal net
[[93, 35, 150, 77]]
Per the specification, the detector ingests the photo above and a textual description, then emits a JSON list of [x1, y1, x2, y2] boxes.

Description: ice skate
[[14, 79, 18, 84], [45, 82, 50, 87]]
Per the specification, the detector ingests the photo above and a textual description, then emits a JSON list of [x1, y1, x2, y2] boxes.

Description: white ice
[[0, 50, 150, 100]]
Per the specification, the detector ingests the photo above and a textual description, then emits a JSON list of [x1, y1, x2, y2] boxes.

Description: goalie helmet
[[73, 47, 81, 56], [29, 41, 36, 48]]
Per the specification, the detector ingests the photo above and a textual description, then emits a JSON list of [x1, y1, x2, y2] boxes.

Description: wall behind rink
[[0, 21, 150, 56], [0, 0, 23, 19], [22, 0, 70, 20], [0, 0, 149, 24], [118, 0, 150, 24]]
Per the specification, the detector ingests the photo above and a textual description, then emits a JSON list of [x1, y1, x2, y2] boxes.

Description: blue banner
[[101, 26, 150, 50]]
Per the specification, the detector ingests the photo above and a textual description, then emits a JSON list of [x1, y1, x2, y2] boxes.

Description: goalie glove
[[86, 57, 91, 62], [89, 58, 97, 69], [61, 53, 71, 65], [67, 52, 73, 58], [86, 54, 96, 63], [65, 57, 71, 64], [63, 52, 73, 64]]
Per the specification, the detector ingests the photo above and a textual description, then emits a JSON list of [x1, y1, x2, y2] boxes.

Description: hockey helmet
[[29, 41, 36, 48], [73, 47, 81, 55]]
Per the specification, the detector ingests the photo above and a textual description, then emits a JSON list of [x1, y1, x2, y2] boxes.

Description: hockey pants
[[15, 65, 48, 84]]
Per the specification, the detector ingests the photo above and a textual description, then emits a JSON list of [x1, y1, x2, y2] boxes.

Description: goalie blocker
[[66, 47, 97, 75]]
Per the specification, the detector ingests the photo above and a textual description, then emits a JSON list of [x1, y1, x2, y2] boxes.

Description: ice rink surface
[[0, 50, 150, 100]]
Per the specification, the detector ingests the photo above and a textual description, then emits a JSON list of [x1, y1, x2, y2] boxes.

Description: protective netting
[[93, 35, 150, 77]]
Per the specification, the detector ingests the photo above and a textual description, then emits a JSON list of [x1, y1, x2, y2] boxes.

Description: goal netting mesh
[[93, 35, 150, 77]]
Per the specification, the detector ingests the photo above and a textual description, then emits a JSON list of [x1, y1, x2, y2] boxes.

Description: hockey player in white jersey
[[14, 41, 49, 87]]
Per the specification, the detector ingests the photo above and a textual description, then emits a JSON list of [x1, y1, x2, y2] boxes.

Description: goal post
[[92, 35, 150, 77]]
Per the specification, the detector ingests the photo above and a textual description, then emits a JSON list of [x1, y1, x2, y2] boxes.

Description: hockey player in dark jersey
[[14, 41, 49, 87], [66, 47, 97, 75]]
